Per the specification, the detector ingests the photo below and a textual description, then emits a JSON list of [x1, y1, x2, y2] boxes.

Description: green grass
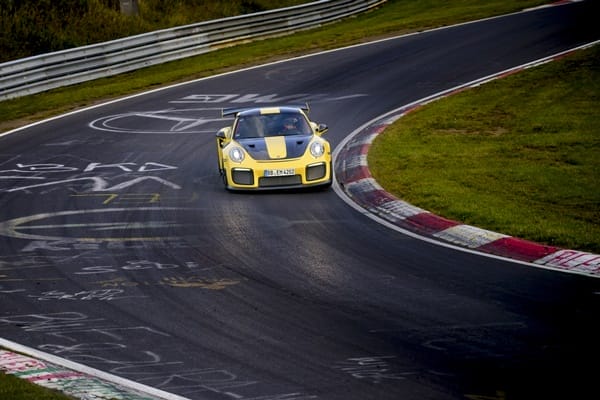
[[0, 371, 74, 400], [369, 45, 600, 253]]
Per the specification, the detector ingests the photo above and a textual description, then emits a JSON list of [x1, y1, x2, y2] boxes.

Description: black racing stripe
[[240, 138, 269, 160], [239, 136, 311, 160], [284, 135, 311, 158]]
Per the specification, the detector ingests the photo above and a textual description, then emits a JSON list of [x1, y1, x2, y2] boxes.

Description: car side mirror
[[316, 123, 328, 135], [216, 127, 231, 148], [216, 128, 228, 139]]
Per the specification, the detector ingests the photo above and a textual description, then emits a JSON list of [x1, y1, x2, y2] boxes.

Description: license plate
[[264, 168, 295, 177]]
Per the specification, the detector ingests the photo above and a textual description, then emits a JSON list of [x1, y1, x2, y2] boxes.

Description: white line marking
[[332, 41, 600, 278], [0, 337, 191, 400]]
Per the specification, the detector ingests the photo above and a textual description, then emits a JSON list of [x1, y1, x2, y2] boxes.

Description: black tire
[[220, 169, 228, 188]]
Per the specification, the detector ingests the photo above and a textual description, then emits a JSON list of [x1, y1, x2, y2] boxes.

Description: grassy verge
[[369, 45, 600, 254], [0, 0, 548, 132], [0, 371, 74, 400]]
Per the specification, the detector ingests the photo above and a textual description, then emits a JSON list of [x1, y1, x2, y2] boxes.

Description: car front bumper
[[225, 161, 332, 190]]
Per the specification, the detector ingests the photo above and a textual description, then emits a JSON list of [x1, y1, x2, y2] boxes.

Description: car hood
[[238, 135, 312, 160]]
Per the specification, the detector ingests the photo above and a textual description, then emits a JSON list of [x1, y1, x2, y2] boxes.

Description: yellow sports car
[[215, 105, 332, 190]]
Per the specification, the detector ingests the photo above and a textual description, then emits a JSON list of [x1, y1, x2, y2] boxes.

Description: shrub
[[0, 0, 306, 63]]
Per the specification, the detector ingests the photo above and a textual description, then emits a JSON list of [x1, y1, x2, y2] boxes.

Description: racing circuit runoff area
[[1, 1, 599, 400]]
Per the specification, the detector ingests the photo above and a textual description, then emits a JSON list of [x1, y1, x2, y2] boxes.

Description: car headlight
[[229, 146, 245, 163], [310, 141, 325, 157]]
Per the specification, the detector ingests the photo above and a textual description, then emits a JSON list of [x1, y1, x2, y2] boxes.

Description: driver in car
[[279, 116, 299, 135]]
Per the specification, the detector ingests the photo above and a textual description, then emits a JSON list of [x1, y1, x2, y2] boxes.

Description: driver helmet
[[283, 117, 298, 130]]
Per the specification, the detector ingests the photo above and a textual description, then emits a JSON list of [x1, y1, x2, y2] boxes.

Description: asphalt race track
[[1, 2, 599, 399]]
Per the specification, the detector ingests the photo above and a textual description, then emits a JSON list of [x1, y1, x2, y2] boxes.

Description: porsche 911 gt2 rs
[[215, 105, 332, 190]]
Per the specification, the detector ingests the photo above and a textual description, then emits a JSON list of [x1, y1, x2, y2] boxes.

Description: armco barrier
[[0, 0, 385, 100]]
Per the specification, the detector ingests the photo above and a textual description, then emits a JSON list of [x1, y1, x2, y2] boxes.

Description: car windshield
[[233, 112, 312, 139]]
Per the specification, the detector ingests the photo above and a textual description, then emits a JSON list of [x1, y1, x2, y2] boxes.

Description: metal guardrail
[[0, 0, 385, 101]]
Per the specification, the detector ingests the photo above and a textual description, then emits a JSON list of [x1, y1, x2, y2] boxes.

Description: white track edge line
[[0, 337, 191, 400], [332, 40, 600, 279]]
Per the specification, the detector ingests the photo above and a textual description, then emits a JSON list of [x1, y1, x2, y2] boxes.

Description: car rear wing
[[221, 103, 310, 117]]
